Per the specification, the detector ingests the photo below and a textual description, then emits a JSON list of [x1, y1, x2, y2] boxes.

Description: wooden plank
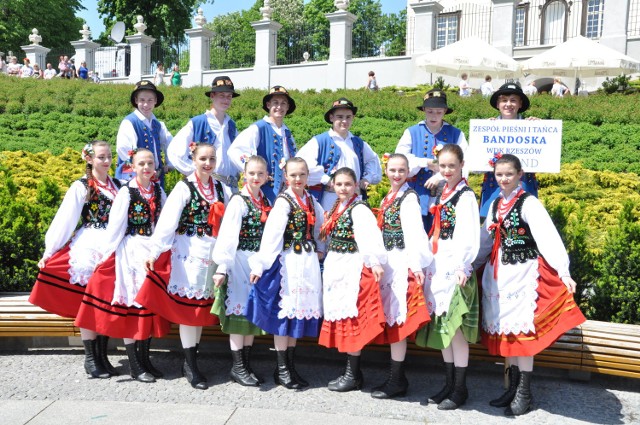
[[580, 331, 640, 345], [581, 345, 640, 358], [583, 353, 640, 367]]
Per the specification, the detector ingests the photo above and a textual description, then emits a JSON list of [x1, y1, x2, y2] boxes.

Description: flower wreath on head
[[488, 151, 503, 168], [382, 152, 391, 166], [431, 144, 444, 163], [81, 143, 95, 160], [125, 148, 139, 167]]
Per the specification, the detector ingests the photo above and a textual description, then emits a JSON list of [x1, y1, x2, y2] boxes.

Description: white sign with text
[[466, 119, 563, 173]]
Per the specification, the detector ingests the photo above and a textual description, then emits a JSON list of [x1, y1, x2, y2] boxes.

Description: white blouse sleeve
[[248, 196, 290, 276], [116, 119, 136, 163], [451, 191, 480, 275], [400, 192, 432, 271], [396, 127, 430, 177], [147, 181, 190, 260], [296, 137, 326, 186], [99, 187, 132, 260], [312, 197, 326, 253], [167, 121, 196, 176], [228, 124, 260, 174], [159, 121, 173, 164], [361, 142, 382, 185], [42, 181, 86, 259], [522, 196, 571, 277], [352, 203, 387, 267], [211, 195, 247, 275]]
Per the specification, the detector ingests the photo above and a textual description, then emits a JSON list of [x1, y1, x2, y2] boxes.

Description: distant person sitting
[[366, 71, 379, 91], [523, 81, 538, 96], [480, 75, 494, 97], [43, 63, 57, 79]]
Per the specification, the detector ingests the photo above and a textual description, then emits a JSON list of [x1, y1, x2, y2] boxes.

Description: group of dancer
[[29, 76, 585, 416]]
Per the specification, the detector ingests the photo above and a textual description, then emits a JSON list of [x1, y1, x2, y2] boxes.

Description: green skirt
[[211, 281, 266, 336], [415, 273, 479, 350]]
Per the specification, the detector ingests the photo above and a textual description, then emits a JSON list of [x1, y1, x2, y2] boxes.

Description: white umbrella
[[415, 37, 523, 79], [521, 35, 640, 78]]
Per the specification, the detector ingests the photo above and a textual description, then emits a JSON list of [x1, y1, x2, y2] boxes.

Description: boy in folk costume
[[297, 97, 382, 210], [168, 76, 241, 199], [116, 80, 173, 187], [228, 86, 298, 204]]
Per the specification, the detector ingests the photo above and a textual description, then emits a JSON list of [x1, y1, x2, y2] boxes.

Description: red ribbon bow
[[208, 201, 226, 238], [488, 219, 504, 279], [428, 204, 444, 254]]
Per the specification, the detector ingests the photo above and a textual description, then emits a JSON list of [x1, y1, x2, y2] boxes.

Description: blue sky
[[78, 0, 407, 38]]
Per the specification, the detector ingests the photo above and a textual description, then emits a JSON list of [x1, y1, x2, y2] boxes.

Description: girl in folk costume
[[139, 143, 227, 390], [211, 156, 271, 387], [370, 154, 432, 399], [246, 157, 325, 390], [318, 167, 387, 393], [475, 154, 585, 416], [416, 144, 480, 410], [30, 141, 121, 379], [75, 148, 170, 384]]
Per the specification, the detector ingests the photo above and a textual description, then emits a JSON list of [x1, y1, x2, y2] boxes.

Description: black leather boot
[[490, 365, 520, 407], [328, 354, 363, 392], [371, 359, 408, 399], [243, 345, 264, 384], [95, 335, 119, 376], [286, 346, 309, 388], [438, 367, 469, 410], [183, 346, 208, 390], [137, 338, 163, 378], [274, 350, 301, 390], [82, 339, 109, 379], [429, 362, 454, 404], [230, 349, 259, 386], [505, 371, 533, 416], [125, 343, 154, 383]]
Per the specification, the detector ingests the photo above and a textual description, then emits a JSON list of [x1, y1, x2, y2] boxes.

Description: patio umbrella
[[521, 35, 640, 78], [415, 37, 523, 79]]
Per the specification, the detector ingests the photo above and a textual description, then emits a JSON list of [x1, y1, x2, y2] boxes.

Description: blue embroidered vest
[[308, 131, 366, 203], [255, 120, 296, 204], [116, 112, 164, 184], [190, 114, 237, 146], [407, 122, 461, 215]]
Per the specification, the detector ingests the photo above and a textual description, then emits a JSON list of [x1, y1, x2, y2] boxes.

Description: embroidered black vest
[[79, 178, 121, 229], [280, 193, 317, 254], [490, 193, 539, 265], [125, 182, 162, 236], [382, 190, 417, 251], [434, 186, 474, 241], [237, 194, 268, 252], [177, 179, 224, 238], [328, 201, 367, 254]]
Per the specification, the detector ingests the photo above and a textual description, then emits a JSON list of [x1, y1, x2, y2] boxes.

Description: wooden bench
[[1, 293, 638, 379]]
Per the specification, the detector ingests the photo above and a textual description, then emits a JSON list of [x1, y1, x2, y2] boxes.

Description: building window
[[584, 0, 604, 39], [630, 0, 640, 37], [542, 0, 569, 45], [515, 4, 529, 47], [436, 13, 460, 49]]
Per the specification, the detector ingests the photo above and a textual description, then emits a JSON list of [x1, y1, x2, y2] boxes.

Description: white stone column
[[325, 10, 357, 90], [409, 1, 443, 56], [21, 28, 49, 68], [251, 19, 282, 89], [126, 34, 155, 82], [600, 1, 630, 54], [184, 27, 214, 87], [491, 0, 519, 56], [70, 40, 100, 73]]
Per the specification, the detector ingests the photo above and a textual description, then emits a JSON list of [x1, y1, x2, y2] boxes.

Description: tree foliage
[[0, 0, 84, 55], [207, 3, 261, 70], [96, 0, 214, 42]]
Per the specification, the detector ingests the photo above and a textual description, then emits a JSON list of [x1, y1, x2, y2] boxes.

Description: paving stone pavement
[[0, 341, 638, 425]]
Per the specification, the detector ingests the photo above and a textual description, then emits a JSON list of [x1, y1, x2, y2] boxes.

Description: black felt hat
[[490, 83, 530, 113], [130, 80, 164, 108], [417, 89, 453, 114], [205, 75, 240, 98], [262, 85, 296, 115], [324, 97, 358, 124]]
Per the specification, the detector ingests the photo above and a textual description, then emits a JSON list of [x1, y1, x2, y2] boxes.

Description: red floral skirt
[[319, 266, 386, 353], [481, 257, 586, 357], [372, 270, 431, 345], [136, 251, 218, 327], [29, 245, 86, 318], [75, 253, 170, 339]]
